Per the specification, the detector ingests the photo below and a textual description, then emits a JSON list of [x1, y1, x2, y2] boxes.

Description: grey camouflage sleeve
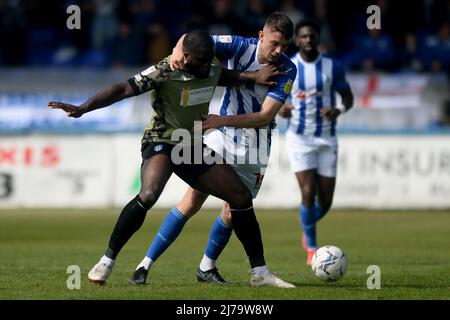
[[127, 59, 171, 95]]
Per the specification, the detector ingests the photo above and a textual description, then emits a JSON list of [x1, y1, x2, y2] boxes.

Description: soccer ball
[[311, 245, 348, 282]]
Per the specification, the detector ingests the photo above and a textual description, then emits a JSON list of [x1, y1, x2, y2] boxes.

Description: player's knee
[[177, 199, 201, 218], [228, 186, 252, 209], [138, 186, 160, 206], [320, 199, 333, 212], [221, 209, 232, 226]]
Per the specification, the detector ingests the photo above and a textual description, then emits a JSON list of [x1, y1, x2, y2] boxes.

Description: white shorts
[[228, 163, 266, 199], [204, 130, 267, 198], [286, 130, 338, 177]]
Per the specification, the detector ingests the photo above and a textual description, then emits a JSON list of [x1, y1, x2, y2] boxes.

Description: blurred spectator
[[129, 0, 158, 27], [279, 0, 304, 26], [399, 32, 424, 73], [422, 22, 450, 73], [184, 0, 209, 31], [126, 0, 160, 65], [0, 0, 448, 72], [205, 0, 237, 35], [110, 21, 136, 67], [427, 0, 450, 31], [242, 0, 268, 37], [313, 0, 335, 54], [144, 22, 172, 65], [0, 0, 31, 65], [91, 0, 118, 50], [352, 29, 396, 71]]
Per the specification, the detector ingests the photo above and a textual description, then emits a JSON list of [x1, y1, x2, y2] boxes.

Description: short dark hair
[[295, 18, 322, 37], [183, 30, 214, 61], [265, 12, 294, 40]]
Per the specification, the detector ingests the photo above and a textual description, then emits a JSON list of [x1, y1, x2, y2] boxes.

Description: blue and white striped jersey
[[211, 35, 297, 125], [288, 53, 350, 137]]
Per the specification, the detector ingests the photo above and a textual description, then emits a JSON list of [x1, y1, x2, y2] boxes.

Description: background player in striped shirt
[[278, 19, 354, 265]]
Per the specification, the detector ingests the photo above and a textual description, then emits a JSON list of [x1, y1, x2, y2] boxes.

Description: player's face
[[183, 52, 213, 79], [259, 28, 290, 63], [296, 26, 319, 53]]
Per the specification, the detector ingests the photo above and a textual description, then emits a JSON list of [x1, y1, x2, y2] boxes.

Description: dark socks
[[105, 195, 149, 259], [230, 206, 266, 268]]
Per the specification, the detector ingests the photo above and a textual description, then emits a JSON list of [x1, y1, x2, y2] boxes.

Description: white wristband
[[336, 104, 347, 113]]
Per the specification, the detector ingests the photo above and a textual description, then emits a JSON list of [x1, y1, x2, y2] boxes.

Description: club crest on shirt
[[284, 79, 293, 94], [154, 144, 163, 152]]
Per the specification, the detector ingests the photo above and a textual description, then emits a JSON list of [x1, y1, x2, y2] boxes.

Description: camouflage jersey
[[128, 56, 222, 146]]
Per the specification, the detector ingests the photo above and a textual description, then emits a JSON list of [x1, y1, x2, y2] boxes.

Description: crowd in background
[[0, 0, 449, 73]]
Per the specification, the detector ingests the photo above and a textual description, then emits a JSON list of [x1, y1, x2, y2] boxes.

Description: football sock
[[200, 215, 233, 271], [252, 265, 269, 277], [136, 256, 153, 271], [230, 206, 266, 268], [105, 195, 149, 259], [146, 207, 188, 261], [100, 255, 115, 267], [314, 200, 328, 222], [199, 255, 216, 272], [300, 204, 317, 249]]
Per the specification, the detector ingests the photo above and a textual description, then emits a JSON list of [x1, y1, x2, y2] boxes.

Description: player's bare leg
[[315, 174, 336, 220], [220, 202, 232, 225], [295, 170, 318, 264], [176, 187, 209, 218], [296, 170, 317, 208], [89, 154, 173, 284]]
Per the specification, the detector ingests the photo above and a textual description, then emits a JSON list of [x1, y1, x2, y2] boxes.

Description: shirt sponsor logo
[[217, 35, 232, 43], [297, 89, 323, 101], [180, 86, 214, 107]]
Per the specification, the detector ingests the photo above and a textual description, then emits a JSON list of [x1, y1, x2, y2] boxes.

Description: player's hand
[[48, 101, 84, 118], [320, 107, 341, 121], [252, 65, 287, 87], [201, 114, 224, 131], [170, 44, 185, 70], [278, 104, 294, 118]]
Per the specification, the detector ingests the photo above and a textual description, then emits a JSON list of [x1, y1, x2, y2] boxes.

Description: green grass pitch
[[0, 208, 449, 300]]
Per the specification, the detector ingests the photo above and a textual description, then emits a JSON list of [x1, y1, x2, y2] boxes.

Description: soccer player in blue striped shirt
[[279, 18, 354, 265]]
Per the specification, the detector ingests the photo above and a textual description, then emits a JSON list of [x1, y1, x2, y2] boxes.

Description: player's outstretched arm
[[201, 96, 283, 130], [218, 65, 286, 87], [48, 82, 135, 118]]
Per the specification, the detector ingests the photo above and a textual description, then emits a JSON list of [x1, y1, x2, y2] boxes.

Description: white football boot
[[251, 272, 295, 288], [88, 262, 114, 284]]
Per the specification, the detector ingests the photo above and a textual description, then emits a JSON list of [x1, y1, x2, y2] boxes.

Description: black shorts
[[141, 141, 217, 188]]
